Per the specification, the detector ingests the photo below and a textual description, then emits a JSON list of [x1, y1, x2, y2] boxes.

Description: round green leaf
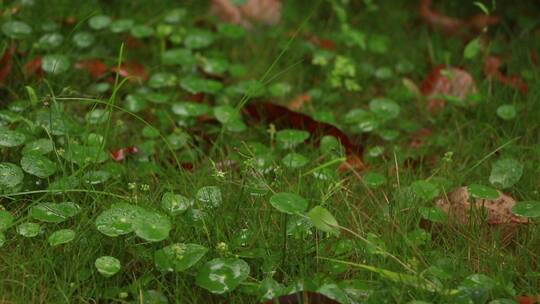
[[308, 206, 340, 236], [130, 24, 155, 38], [419, 207, 448, 223], [16, 222, 40, 237], [180, 77, 223, 94], [37, 32, 63, 50], [195, 258, 250, 294], [72, 31, 95, 48], [62, 144, 108, 166], [511, 201, 540, 218], [369, 98, 400, 120], [217, 23, 246, 39], [161, 192, 191, 215], [0, 162, 24, 189], [154, 243, 208, 272], [41, 54, 70, 75], [269, 192, 308, 214], [124, 94, 148, 113], [2, 21, 32, 39], [171, 102, 209, 117], [148, 72, 178, 89], [95, 256, 121, 277], [110, 19, 134, 33], [30, 202, 80, 223], [489, 158, 523, 189], [411, 180, 440, 201], [276, 129, 310, 149], [95, 203, 143, 237], [83, 170, 110, 185], [467, 184, 500, 200], [21, 153, 56, 178], [0, 129, 26, 148], [281, 153, 309, 169], [196, 186, 222, 208], [0, 210, 14, 231], [184, 29, 214, 49], [132, 210, 172, 242], [48, 229, 75, 246], [496, 104, 517, 120], [88, 15, 111, 30], [162, 48, 194, 66], [214, 105, 240, 124], [22, 139, 54, 155], [362, 172, 386, 188]]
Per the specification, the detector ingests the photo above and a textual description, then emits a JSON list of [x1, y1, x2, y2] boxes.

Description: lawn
[[0, 0, 539, 303]]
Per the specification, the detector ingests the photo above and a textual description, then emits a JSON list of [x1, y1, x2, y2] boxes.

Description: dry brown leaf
[[483, 55, 528, 94], [435, 187, 528, 225], [211, 0, 281, 28], [287, 94, 311, 111], [420, 65, 477, 113], [418, 0, 498, 37]]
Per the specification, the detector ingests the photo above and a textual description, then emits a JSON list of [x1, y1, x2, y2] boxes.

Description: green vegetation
[[0, 0, 539, 303]]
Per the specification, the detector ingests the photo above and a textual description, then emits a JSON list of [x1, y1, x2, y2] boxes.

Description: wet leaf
[[308, 206, 340, 236], [511, 201, 540, 218], [95, 256, 121, 277], [195, 258, 250, 294], [161, 192, 191, 215], [468, 184, 499, 200], [2, 21, 32, 39], [154, 243, 208, 272], [41, 54, 70, 75], [0, 162, 24, 189], [30, 202, 80, 223], [196, 186, 222, 208], [21, 153, 56, 178], [88, 15, 111, 30], [0, 129, 26, 148], [16, 222, 40, 237], [269, 192, 308, 214], [48, 229, 76, 246], [489, 158, 523, 189], [0, 210, 14, 231]]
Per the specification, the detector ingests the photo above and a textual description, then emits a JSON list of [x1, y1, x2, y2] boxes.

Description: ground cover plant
[[0, 0, 539, 303]]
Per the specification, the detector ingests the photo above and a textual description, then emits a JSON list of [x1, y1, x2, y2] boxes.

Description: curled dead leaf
[[23, 56, 43, 78], [483, 56, 528, 94], [110, 146, 139, 162], [435, 187, 528, 225], [287, 94, 311, 111], [211, 0, 281, 28], [111, 62, 148, 83], [420, 65, 477, 113], [0, 44, 16, 84], [75, 59, 109, 80], [419, 0, 498, 37]]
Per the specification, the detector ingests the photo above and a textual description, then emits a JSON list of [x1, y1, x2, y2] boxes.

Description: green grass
[[0, 0, 539, 303]]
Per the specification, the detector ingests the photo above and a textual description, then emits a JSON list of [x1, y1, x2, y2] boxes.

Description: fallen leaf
[[0, 44, 16, 84], [110, 146, 139, 162], [418, 0, 498, 36], [517, 295, 540, 304], [23, 56, 43, 78], [435, 187, 528, 225], [483, 56, 528, 94], [211, 0, 281, 28], [287, 94, 311, 111], [111, 62, 148, 83], [243, 102, 365, 171], [262, 291, 340, 304], [420, 65, 477, 113], [75, 59, 108, 79]]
